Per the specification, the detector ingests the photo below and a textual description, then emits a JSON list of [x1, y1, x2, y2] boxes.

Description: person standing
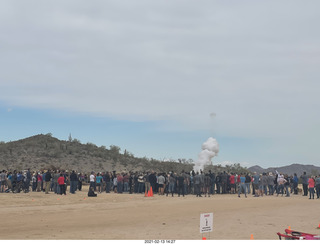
[[267, 173, 274, 195], [157, 173, 165, 195], [209, 170, 215, 195], [89, 172, 95, 191], [11, 170, 17, 193], [308, 176, 315, 200], [44, 170, 52, 194], [137, 172, 144, 194], [53, 170, 60, 194], [58, 173, 66, 195], [300, 172, 309, 196], [149, 171, 157, 193], [0, 170, 7, 193], [25, 169, 31, 193], [277, 173, 286, 197], [123, 173, 129, 193], [245, 173, 252, 195], [36, 172, 42, 192], [133, 172, 139, 193], [252, 172, 260, 197], [193, 172, 202, 197], [204, 173, 212, 197], [229, 173, 235, 194], [117, 173, 123, 194], [261, 173, 268, 196], [129, 172, 135, 194], [284, 174, 290, 197], [215, 173, 222, 194], [113, 174, 118, 193], [238, 174, 247, 198], [32, 173, 37, 192], [315, 175, 320, 199], [144, 172, 150, 196], [78, 173, 83, 191], [167, 172, 176, 197], [177, 173, 185, 197], [64, 171, 69, 192], [95, 173, 103, 193], [105, 172, 111, 193], [293, 173, 299, 195], [69, 170, 78, 194], [221, 171, 228, 194]]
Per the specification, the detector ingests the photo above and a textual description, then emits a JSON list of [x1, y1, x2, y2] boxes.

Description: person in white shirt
[[89, 172, 96, 190]]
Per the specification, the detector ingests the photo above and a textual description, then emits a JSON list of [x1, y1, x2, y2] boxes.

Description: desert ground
[[0, 186, 319, 240]]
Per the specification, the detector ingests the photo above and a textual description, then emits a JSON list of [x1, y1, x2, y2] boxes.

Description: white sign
[[200, 213, 213, 233]]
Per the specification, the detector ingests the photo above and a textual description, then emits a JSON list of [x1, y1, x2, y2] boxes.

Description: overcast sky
[[1, 0, 319, 168]]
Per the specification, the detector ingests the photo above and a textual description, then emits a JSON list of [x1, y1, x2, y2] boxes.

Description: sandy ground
[[0, 186, 319, 240]]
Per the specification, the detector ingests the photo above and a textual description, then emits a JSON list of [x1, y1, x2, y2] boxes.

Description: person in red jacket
[[58, 174, 66, 195], [308, 176, 315, 199], [229, 173, 235, 194]]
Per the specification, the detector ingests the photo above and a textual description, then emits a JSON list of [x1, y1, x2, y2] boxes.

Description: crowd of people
[[0, 169, 319, 199]]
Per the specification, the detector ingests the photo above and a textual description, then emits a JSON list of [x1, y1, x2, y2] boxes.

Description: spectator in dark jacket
[[149, 171, 157, 193], [70, 170, 78, 194], [44, 170, 52, 194], [88, 187, 97, 197]]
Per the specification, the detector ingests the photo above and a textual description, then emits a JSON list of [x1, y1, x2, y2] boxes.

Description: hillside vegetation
[[0, 134, 196, 173], [3, 134, 315, 176]]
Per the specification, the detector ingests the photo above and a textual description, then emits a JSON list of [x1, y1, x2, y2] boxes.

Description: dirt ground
[[0, 186, 319, 240]]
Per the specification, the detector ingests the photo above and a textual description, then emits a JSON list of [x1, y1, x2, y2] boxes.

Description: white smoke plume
[[193, 137, 219, 173]]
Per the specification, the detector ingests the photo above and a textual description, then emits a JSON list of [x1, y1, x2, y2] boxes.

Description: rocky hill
[[1, 134, 318, 176], [0, 134, 194, 173]]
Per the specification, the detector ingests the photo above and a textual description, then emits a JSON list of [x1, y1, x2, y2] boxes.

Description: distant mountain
[[248, 164, 320, 176]]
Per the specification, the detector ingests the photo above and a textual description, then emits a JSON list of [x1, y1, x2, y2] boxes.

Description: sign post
[[200, 213, 213, 239]]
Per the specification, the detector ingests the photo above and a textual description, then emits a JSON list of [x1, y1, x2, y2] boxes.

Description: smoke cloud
[[193, 137, 219, 173]]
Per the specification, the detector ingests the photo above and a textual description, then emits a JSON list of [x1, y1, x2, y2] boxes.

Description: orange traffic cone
[[288, 226, 291, 230], [149, 186, 153, 197], [202, 237, 206, 240], [317, 223, 320, 229], [250, 234, 254, 240]]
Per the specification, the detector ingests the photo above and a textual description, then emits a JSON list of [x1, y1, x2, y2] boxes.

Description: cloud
[[0, 0, 319, 144]]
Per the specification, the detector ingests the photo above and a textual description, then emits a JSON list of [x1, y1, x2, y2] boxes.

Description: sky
[[0, 0, 319, 169]]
